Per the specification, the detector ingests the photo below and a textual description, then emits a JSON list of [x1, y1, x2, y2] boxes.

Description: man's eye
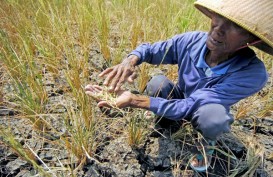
[[231, 23, 245, 33]]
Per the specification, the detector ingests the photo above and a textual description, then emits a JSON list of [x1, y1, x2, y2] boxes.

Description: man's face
[[206, 12, 254, 55]]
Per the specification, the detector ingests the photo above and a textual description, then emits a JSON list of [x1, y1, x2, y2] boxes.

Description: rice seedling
[[137, 63, 150, 93], [0, 37, 48, 129], [228, 137, 264, 177], [0, 125, 52, 177], [171, 124, 262, 176], [127, 110, 148, 147], [61, 101, 97, 172], [95, 0, 111, 65]]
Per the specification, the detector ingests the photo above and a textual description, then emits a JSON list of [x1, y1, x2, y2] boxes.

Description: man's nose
[[214, 20, 228, 36]]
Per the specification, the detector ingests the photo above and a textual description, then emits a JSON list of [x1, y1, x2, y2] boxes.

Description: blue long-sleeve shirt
[[129, 31, 268, 120]]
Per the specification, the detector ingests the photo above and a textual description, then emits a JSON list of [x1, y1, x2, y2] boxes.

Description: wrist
[[129, 93, 150, 109], [125, 54, 139, 66]]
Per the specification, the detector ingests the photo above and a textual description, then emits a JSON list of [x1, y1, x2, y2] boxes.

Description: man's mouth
[[211, 37, 222, 44], [209, 36, 223, 46]]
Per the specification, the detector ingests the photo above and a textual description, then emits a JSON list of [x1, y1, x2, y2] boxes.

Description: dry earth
[[0, 49, 272, 177]]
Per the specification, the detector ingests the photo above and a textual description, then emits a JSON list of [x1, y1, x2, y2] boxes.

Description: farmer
[[85, 0, 273, 172]]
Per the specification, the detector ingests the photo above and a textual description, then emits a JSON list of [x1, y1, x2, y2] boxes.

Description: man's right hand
[[85, 84, 150, 110], [99, 55, 139, 91]]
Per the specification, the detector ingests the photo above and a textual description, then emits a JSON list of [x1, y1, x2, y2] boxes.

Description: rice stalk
[[137, 63, 150, 94], [0, 125, 52, 177], [127, 111, 147, 147]]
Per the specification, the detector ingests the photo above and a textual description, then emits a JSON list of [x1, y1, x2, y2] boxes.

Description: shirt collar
[[196, 44, 209, 69], [196, 44, 236, 76]]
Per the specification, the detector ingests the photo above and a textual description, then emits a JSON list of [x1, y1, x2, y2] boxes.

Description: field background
[[0, 0, 272, 176]]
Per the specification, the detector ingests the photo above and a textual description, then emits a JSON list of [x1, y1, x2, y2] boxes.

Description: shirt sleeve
[[129, 34, 189, 65], [149, 59, 268, 120]]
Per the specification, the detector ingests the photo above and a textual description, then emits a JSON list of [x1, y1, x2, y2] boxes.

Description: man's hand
[[99, 55, 139, 91], [85, 84, 133, 108]]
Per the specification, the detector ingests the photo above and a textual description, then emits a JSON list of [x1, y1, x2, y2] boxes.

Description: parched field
[[0, 0, 272, 176]]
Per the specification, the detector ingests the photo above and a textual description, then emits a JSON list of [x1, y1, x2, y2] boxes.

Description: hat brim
[[194, 1, 273, 56]]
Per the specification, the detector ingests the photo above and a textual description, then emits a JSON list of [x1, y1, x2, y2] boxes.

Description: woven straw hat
[[194, 0, 273, 56]]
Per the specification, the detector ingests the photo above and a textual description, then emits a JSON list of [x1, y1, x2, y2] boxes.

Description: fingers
[[85, 84, 118, 108], [100, 66, 124, 91], [99, 67, 117, 86], [127, 72, 137, 83], [85, 84, 103, 101], [85, 84, 102, 93], [97, 101, 113, 108], [85, 91, 99, 101], [110, 67, 122, 91], [114, 69, 135, 91], [112, 69, 125, 91], [99, 68, 112, 77], [109, 66, 136, 91], [99, 62, 137, 91], [101, 68, 119, 87], [93, 85, 103, 92]]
